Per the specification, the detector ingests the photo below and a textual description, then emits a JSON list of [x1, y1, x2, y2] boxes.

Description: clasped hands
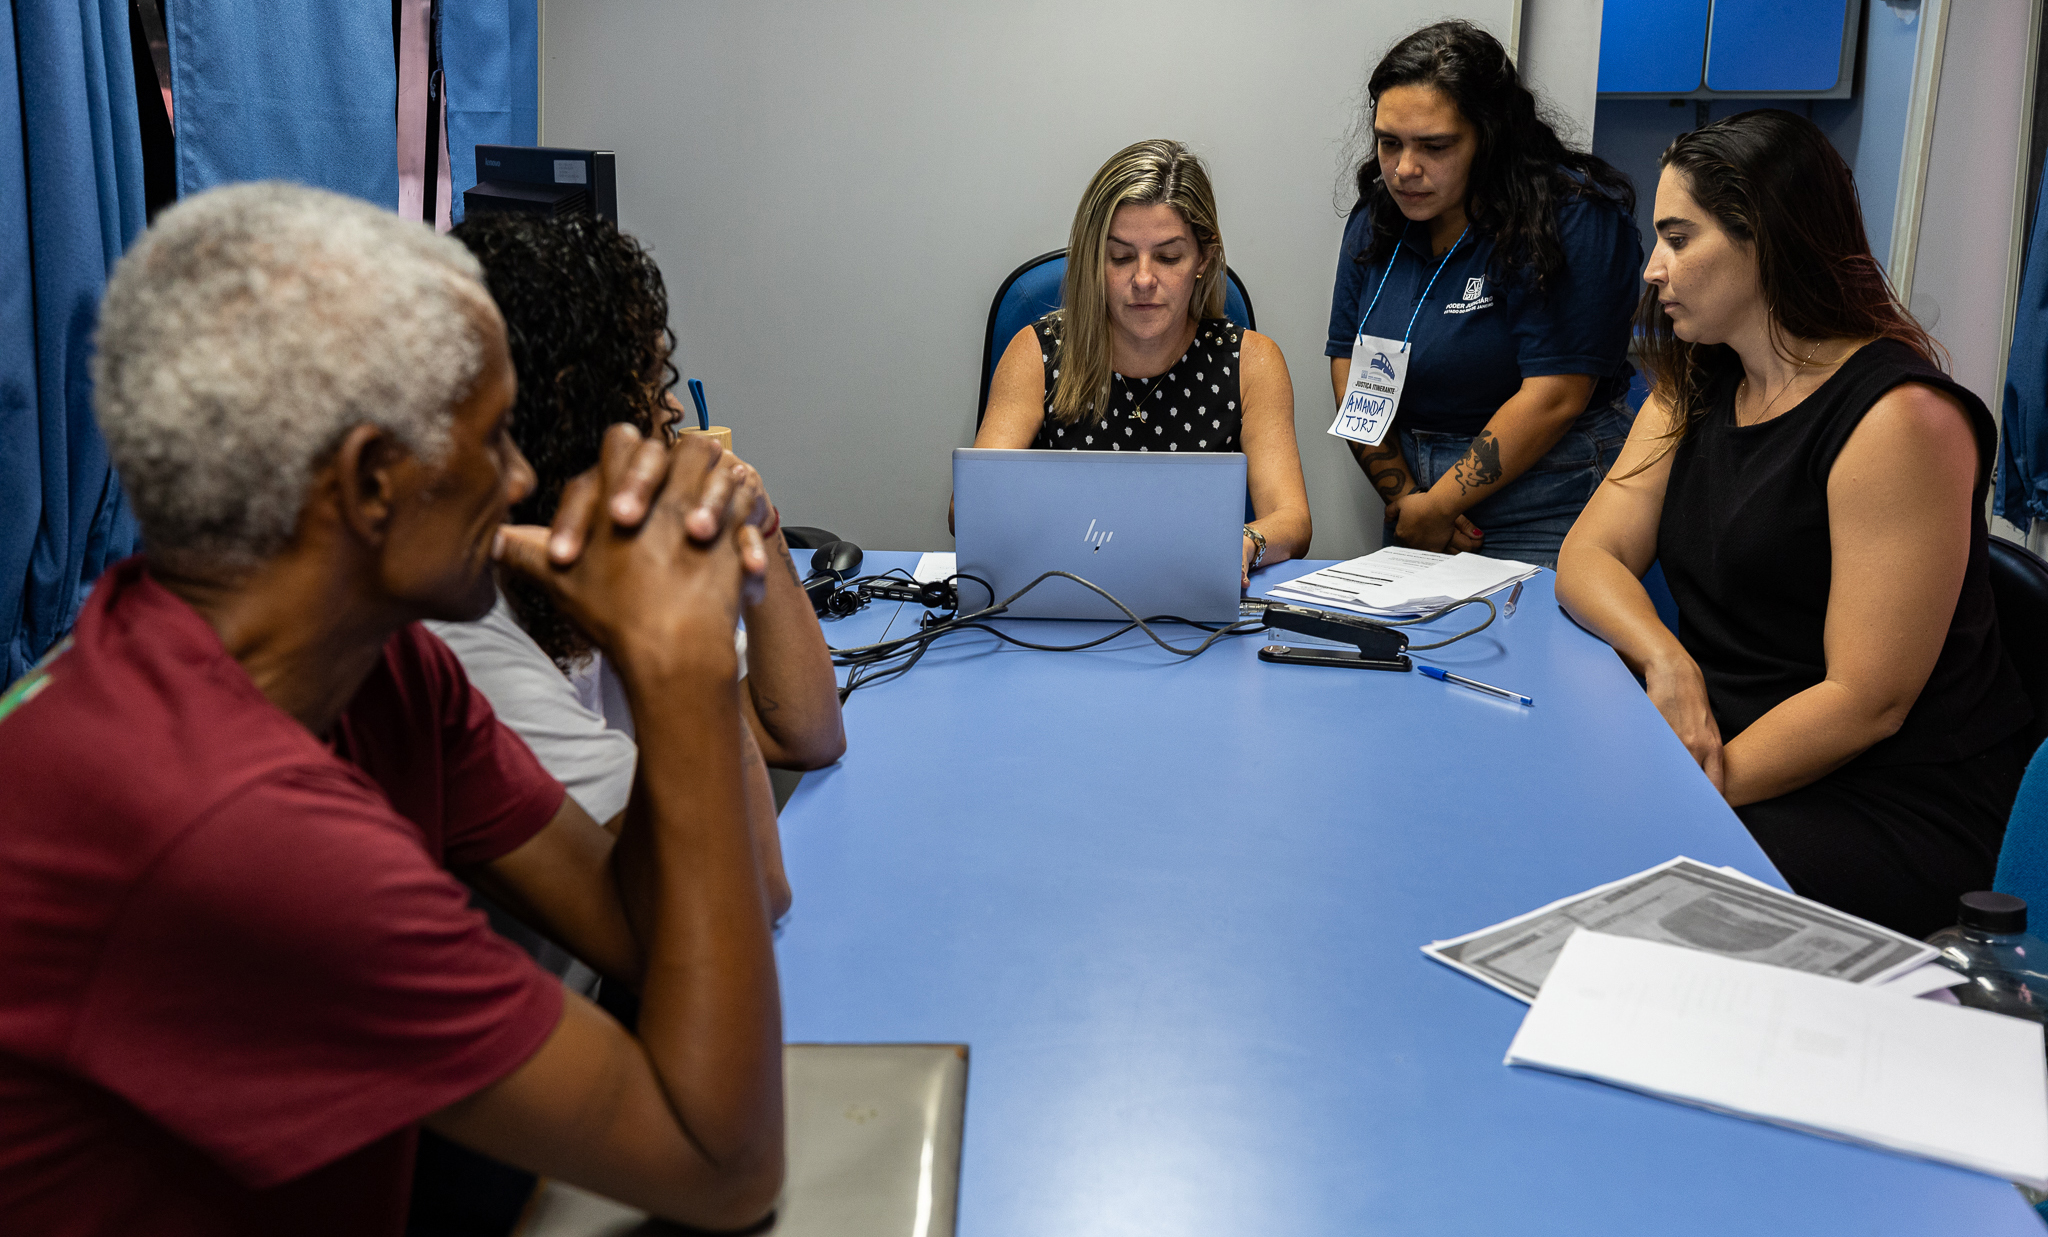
[[1384, 488, 1484, 554], [492, 425, 773, 671]]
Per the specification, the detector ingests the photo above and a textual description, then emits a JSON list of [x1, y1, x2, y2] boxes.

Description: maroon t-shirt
[[0, 559, 568, 1236]]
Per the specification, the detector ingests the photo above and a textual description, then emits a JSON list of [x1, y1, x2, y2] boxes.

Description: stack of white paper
[[912, 551, 956, 584], [1266, 547, 1538, 618], [1874, 961, 1970, 1001], [1506, 931, 2048, 1188]]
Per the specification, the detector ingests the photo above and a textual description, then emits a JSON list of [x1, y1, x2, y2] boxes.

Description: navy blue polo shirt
[[1325, 189, 1642, 437]]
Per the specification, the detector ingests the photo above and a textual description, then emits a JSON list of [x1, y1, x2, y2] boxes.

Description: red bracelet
[[761, 502, 782, 542]]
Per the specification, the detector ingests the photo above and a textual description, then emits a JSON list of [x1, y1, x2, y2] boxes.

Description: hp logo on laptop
[[1083, 518, 1114, 551]]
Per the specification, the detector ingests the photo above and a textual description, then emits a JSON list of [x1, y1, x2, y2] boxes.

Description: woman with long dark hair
[[1557, 109, 2030, 938], [1327, 20, 1640, 566]]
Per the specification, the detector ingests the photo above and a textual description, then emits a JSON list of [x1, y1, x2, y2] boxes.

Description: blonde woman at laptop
[[976, 139, 1311, 586]]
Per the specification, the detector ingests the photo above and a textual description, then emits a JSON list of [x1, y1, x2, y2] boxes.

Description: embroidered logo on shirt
[[1444, 274, 1495, 316]]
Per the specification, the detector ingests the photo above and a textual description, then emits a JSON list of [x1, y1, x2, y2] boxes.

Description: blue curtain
[[443, 0, 539, 220], [164, 1, 536, 217], [0, 1, 539, 683], [168, 1, 398, 204], [1997, 181, 2048, 531], [3, 0, 147, 681]]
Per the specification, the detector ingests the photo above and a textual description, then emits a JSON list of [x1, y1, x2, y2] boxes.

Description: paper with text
[[1424, 857, 1933, 1002], [1266, 547, 1537, 618], [1506, 931, 2048, 1189]]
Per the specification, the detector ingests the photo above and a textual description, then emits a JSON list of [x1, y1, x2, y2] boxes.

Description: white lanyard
[[1327, 226, 1468, 447]]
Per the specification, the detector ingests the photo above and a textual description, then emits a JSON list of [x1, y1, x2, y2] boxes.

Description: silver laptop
[[952, 448, 1246, 622]]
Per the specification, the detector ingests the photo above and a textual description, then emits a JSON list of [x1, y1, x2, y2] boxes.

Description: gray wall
[[1516, 0, 1603, 148], [1905, 0, 2039, 424], [540, 0, 1515, 557]]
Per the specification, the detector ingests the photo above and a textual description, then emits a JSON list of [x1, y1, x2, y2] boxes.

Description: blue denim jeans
[[1387, 396, 1636, 570]]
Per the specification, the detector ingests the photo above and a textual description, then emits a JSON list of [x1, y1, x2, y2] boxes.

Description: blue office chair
[[1989, 537, 2048, 919], [976, 249, 1256, 425], [1988, 536, 2048, 760], [1996, 746, 2048, 927], [978, 250, 1258, 523]]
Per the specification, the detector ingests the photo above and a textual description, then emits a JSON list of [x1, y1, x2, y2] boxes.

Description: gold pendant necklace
[[1739, 338, 1826, 425]]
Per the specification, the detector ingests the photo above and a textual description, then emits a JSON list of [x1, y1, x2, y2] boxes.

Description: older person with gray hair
[[0, 182, 788, 1236]]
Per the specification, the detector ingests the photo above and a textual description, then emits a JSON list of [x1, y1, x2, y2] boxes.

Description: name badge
[[1327, 334, 1407, 446]]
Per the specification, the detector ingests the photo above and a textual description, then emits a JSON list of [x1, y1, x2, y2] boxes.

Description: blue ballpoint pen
[[687, 378, 711, 431], [1416, 663, 1534, 707]]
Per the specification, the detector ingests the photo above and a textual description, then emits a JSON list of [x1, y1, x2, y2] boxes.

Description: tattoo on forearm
[[752, 689, 782, 716], [1351, 442, 1414, 502], [1450, 430, 1505, 496]]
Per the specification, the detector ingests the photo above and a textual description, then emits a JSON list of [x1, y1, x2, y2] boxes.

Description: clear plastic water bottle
[[1925, 892, 2048, 1025]]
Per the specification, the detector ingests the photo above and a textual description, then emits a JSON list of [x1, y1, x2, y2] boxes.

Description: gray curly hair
[[94, 181, 492, 572]]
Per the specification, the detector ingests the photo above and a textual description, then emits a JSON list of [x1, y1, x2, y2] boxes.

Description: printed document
[[1506, 931, 2048, 1188], [1265, 547, 1537, 618], [1424, 857, 1933, 1002], [1874, 961, 1971, 999]]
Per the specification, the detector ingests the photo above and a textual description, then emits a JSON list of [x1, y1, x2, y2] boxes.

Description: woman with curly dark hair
[[453, 213, 683, 668], [1327, 20, 1641, 567], [429, 211, 843, 837]]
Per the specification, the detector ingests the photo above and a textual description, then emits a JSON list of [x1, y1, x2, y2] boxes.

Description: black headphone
[[803, 541, 865, 616], [802, 540, 958, 618]]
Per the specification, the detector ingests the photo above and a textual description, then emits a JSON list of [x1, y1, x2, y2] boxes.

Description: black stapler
[[1255, 601, 1410, 671]]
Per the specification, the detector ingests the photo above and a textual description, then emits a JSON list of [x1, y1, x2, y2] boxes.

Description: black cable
[[1364, 595, 1499, 651], [826, 569, 1264, 700], [831, 577, 1251, 664], [824, 572, 1504, 701], [945, 616, 1259, 655], [949, 572, 995, 612], [837, 633, 939, 702]]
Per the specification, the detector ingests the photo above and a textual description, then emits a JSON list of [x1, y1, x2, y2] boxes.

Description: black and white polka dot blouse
[[1030, 316, 1244, 454]]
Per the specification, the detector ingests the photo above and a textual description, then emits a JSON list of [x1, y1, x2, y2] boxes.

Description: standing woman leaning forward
[[976, 139, 1311, 585], [1329, 21, 1640, 567], [1556, 110, 2030, 938]]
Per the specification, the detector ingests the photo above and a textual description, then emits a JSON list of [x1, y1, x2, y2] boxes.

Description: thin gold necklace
[[1738, 338, 1826, 425], [1115, 325, 1200, 423]]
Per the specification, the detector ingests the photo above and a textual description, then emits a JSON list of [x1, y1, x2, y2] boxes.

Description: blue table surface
[[776, 552, 2041, 1236]]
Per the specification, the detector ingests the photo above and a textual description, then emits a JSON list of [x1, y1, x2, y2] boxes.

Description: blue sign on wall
[[1599, 0, 1854, 99], [1598, 0, 1710, 95], [1706, 0, 1853, 93]]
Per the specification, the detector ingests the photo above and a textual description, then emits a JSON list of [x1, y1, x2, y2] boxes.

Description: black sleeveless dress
[[1658, 339, 2032, 936], [1030, 315, 1244, 452]]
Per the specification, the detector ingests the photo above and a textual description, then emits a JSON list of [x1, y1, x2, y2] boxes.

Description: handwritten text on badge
[[1327, 333, 1409, 446]]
